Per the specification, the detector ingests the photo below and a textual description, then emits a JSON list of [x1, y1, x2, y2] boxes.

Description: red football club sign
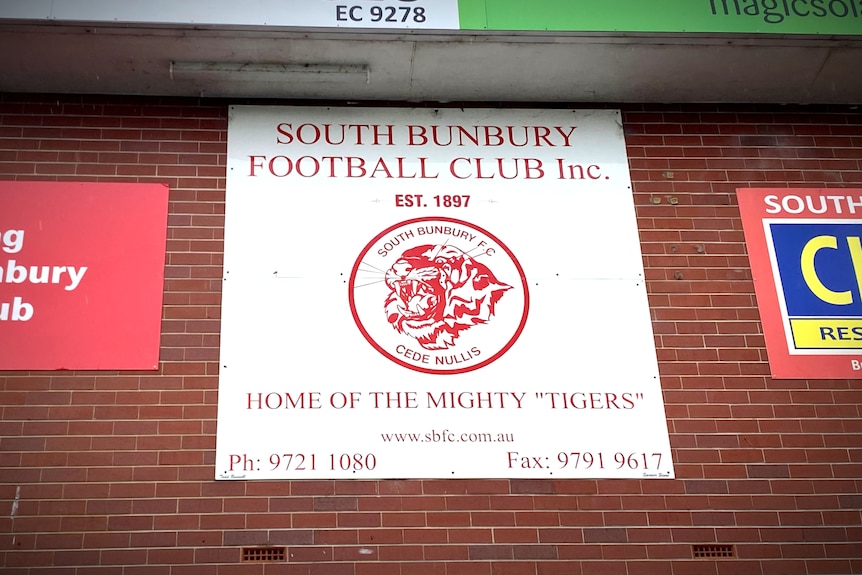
[[738, 188, 862, 379], [0, 181, 169, 370]]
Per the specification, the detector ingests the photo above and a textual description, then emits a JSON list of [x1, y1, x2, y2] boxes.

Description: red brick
[[2, 98, 861, 575], [446, 561, 492, 575], [490, 562, 540, 575], [427, 512, 471, 527], [447, 528, 493, 543]]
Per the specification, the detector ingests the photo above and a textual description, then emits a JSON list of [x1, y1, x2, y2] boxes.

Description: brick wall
[[1, 94, 860, 575]]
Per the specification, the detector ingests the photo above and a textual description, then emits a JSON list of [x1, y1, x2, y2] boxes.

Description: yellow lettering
[[801, 235, 851, 305], [849, 236, 862, 300]]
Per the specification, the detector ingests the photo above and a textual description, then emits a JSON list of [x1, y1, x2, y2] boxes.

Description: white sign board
[[217, 106, 674, 479], [0, 0, 459, 29]]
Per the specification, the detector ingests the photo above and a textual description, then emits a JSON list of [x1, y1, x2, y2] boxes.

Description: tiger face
[[384, 244, 511, 350]]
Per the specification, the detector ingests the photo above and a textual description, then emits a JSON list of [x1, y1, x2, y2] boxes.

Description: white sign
[[217, 106, 674, 479], [0, 0, 459, 30]]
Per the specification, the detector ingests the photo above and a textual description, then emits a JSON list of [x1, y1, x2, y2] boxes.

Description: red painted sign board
[[0, 181, 169, 370], [738, 188, 862, 379]]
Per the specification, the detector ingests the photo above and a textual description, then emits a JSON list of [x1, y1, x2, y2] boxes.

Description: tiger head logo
[[384, 244, 511, 350]]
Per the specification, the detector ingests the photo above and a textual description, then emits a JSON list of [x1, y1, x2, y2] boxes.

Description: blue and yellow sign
[[739, 189, 862, 379], [771, 222, 862, 350]]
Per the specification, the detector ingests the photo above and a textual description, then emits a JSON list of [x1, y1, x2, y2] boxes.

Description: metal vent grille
[[692, 544, 735, 559], [241, 547, 286, 562]]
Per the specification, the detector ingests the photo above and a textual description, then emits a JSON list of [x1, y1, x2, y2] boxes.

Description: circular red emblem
[[349, 216, 529, 375]]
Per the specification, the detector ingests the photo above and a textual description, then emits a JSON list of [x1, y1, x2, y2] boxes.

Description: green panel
[[458, 0, 862, 34], [457, 0, 488, 29]]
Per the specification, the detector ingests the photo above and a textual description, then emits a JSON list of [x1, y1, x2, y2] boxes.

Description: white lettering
[[0, 297, 33, 321], [763, 194, 862, 215], [764, 194, 782, 214], [65, 267, 88, 291], [0, 261, 88, 290], [1, 230, 24, 253]]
